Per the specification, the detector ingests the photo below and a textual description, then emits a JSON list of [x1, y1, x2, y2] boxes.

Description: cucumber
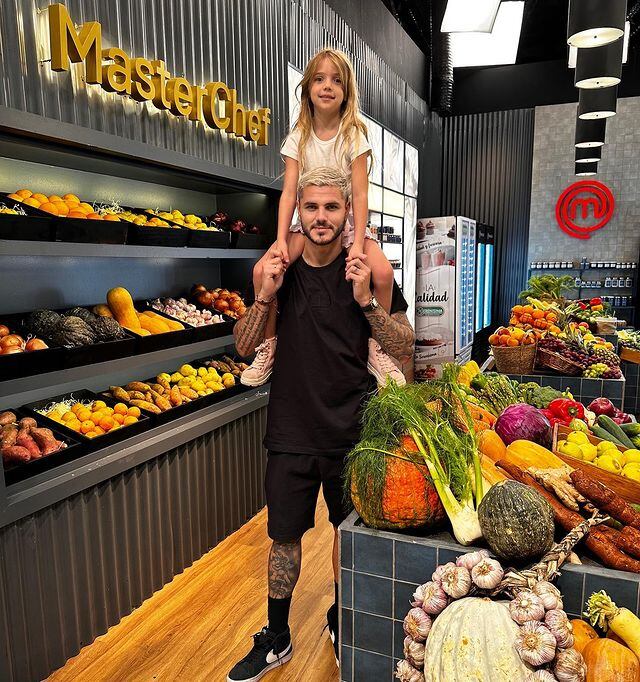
[[590, 424, 625, 446], [620, 422, 640, 437], [596, 415, 636, 449]]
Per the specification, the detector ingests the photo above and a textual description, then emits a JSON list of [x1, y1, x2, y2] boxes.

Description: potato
[[18, 417, 37, 430], [1, 424, 18, 447], [129, 399, 160, 414], [30, 428, 61, 455], [1, 445, 31, 462], [0, 411, 16, 426]]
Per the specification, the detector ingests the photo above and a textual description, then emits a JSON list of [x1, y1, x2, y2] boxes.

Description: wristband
[[255, 295, 274, 306]]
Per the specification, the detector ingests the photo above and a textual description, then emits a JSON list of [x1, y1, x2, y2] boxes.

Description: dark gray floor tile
[[341, 530, 353, 569], [341, 607, 353, 647], [341, 569, 353, 609], [340, 644, 353, 682]]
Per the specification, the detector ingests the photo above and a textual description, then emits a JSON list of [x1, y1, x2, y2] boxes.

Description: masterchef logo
[[555, 180, 615, 240]]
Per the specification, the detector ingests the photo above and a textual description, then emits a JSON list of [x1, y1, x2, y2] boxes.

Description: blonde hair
[[297, 167, 351, 202], [293, 48, 369, 175]]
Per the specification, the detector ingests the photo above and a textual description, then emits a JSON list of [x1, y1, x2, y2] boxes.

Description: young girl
[[240, 48, 403, 387]]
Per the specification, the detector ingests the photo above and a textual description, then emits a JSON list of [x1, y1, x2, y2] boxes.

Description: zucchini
[[632, 436, 640, 449], [596, 415, 636, 449], [590, 424, 625, 446], [620, 422, 640, 437]]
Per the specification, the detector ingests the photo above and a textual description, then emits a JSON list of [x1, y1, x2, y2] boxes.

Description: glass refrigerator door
[[484, 242, 494, 328], [455, 217, 476, 355], [475, 242, 486, 333]]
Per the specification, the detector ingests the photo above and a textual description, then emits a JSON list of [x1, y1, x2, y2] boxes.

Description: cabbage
[[494, 404, 552, 447]]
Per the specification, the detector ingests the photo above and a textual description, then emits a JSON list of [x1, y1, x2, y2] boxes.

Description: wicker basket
[[536, 348, 583, 376], [492, 343, 537, 375]]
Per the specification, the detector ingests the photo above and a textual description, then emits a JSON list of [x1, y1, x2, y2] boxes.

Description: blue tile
[[437, 547, 461, 565], [394, 541, 437, 584], [602, 380, 623, 399], [341, 644, 353, 682], [354, 611, 393, 657], [561, 377, 582, 395], [581, 378, 603, 396], [353, 648, 393, 682], [354, 573, 393, 617], [354, 533, 392, 577], [341, 607, 353, 647], [341, 569, 353, 608], [341, 531, 353, 569], [394, 580, 418, 621], [393, 619, 406, 660], [584, 572, 640, 614], [546, 376, 562, 389], [557, 568, 585, 616]]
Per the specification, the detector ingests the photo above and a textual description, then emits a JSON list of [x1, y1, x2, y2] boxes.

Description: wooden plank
[[47, 501, 340, 682]]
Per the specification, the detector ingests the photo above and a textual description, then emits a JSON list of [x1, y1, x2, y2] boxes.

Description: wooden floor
[[48, 500, 340, 682]]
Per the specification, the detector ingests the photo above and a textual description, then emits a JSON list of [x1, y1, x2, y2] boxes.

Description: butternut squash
[[505, 440, 567, 471], [142, 310, 184, 330], [478, 430, 507, 462], [481, 455, 508, 485], [92, 304, 113, 318], [107, 287, 140, 329], [571, 619, 599, 654], [582, 638, 640, 682], [137, 313, 170, 334]]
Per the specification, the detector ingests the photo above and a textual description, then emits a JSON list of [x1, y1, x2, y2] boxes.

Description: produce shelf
[[1, 239, 264, 260]]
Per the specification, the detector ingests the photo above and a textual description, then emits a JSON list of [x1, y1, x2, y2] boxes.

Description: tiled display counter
[[622, 360, 639, 415], [339, 511, 640, 682], [505, 373, 625, 409]]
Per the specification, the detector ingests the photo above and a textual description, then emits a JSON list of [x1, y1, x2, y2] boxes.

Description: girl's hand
[[274, 239, 290, 266], [347, 243, 366, 263]]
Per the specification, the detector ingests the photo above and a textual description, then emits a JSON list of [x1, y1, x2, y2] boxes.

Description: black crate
[[3, 411, 85, 486], [230, 231, 268, 249], [53, 215, 128, 244], [187, 229, 230, 249], [127, 303, 195, 352], [0, 191, 53, 218], [23, 389, 151, 450], [0, 212, 54, 241], [126, 224, 189, 247]]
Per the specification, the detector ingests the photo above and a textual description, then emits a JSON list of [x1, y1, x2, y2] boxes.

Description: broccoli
[[518, 382, 564, 409]]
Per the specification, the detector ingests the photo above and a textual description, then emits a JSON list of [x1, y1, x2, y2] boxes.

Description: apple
[[212, 212, 229, 227]]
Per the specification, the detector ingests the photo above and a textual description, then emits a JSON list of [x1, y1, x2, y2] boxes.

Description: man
[[227, 167, 415, 682]]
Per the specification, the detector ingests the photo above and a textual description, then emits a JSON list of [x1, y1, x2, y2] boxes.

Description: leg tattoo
[[268, 541, 302, 599]]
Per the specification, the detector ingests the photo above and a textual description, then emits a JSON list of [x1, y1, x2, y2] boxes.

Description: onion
[[1, 334, 24, 349], [0, 324, 10, 338], [25, 338, 48, 352], [1, 346, 24, 354]]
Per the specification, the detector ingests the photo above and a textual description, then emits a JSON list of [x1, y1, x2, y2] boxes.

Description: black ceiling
[[382, 0, 640, 66]]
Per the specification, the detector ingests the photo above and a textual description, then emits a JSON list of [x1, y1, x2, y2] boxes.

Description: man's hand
[[259, 252, 286, 301], [345, 253, 372, 307]]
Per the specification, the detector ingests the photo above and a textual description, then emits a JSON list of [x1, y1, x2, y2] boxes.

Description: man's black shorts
[[265, 451, 351, 542]]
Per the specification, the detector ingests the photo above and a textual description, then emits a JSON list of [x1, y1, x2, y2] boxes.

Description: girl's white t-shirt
[[280, 127, 371, 175]]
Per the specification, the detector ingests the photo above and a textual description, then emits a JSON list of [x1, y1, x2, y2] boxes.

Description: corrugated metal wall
[[441, 109, 535, 324], [0, 0, 288, 178], [0, 406, 268, 682]]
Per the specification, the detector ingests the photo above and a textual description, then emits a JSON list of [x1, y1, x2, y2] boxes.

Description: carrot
[[570, 470, 640, 530], [473, 419, 491, 433], [466, 402, 496, 426]]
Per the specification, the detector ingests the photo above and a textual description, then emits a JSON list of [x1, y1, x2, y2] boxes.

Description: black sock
[[268, 596, 292, 635], [334, 582, 339, 608]]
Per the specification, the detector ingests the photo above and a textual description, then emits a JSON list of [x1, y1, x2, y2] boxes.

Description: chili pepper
[[548, 398, 585, 422], [578, 302, 588, 310], [590, 297, 602, 306], [541, 408, 565, 428]]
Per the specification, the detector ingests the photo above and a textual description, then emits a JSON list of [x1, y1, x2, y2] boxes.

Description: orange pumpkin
[[583, 638, 640, 682], [351, 435, 446, 530], [607, 630, 628, 646], [571, 619, 599, 654], [477, 429, 506, 463]]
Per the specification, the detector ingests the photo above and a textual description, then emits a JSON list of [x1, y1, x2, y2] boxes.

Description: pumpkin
[[478, 429, 506, 462], [423, 597, 533, 681], [350, 435, 446, 530], [90, 316, 126, 342], [51, 316, 96, 347], [27, 309, 61, 337], [478, 480, 554, 563], [64, 307, 97, 324], [107, 287, 140, 330], [582, 638, 640, 682], [505, 440, 565, 470], [572, 619, 599, 654], [607, 630, 628, 646], [143, 310, 184, 331]]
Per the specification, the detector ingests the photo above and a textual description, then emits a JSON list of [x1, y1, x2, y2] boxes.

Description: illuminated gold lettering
[[101, 47, 131, 94], [130, 58, 154, 101], [226, 89, 247, 136], [48, 3, 101, 83], [166, 77, 192, 117], [247, 111, 261, 142], [257, 108, 271, 146], [189, 84, 205, 122], [151, 60, 171, 110], [203, 82, 231, 130]]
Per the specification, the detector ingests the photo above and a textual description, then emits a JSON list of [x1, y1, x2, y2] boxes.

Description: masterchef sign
[[555, 180, 615, 240]]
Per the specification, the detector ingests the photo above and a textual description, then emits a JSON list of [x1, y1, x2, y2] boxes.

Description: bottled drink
[[604, 276, 612, 288]]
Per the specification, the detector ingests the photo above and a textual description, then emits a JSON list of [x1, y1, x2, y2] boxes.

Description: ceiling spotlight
[[575, 37, 624, 88], [576, 147, 602, 163], [578, 86, 618, 119], [575, 118, 606, 148], [569, 21, 630, 68], [567, 0, 627, 48], [575, 162, 598, 176]]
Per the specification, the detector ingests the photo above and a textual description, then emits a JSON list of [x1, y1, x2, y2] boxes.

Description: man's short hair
[[297, 167, 351, 202]]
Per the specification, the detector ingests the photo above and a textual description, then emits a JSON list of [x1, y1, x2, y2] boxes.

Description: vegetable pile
[[1, 412, 68, 463], [37, 398, 140, 438]]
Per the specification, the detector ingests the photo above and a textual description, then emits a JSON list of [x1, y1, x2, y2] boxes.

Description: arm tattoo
[[364, 309, 415, 361], [233, 302, 271, 357], [268, 540, 302, 599]]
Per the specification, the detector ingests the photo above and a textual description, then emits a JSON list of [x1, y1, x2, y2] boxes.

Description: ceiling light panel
[[441, 0, 501, 33]]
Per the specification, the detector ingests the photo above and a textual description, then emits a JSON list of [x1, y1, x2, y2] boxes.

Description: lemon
[[179, 364, 196, 377], [210, 383, 224, 392], [579, 443, 598, 462], [622, 465, 640, 482], [204, 388, 214, 395], [158, 372, 171, 382], [567, 431, 589, 445], [595, 454, 622, 474], [597, 440, 617, 455], [557, 440, 583, 459], [622, 449, 640, 465]]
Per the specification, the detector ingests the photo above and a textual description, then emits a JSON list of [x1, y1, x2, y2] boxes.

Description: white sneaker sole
[[367, 363, 407, 387], [226, 648, 293, 682], [240, 370, 273, 387], [329, 630, 339, 668]]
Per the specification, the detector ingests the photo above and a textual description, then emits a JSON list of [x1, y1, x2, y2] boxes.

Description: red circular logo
[[555, 180, 614, 240]]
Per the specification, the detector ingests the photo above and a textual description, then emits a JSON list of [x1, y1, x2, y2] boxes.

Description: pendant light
[[578, 86, 618, 119], [575, 37, 624, 88], [575, 162, 598, 176], [576, 147, 601, 163], [575, 118, 606, 147], [567, 0, 627, 48]]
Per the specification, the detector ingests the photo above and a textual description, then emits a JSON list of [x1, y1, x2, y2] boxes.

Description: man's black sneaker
[[227, 627, 293, 682], [327, 604, 339, 668]]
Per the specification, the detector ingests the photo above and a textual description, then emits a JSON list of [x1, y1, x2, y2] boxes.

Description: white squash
[[423, 597, 533, 682]]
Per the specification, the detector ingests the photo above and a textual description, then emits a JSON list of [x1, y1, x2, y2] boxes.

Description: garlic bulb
[[431, 562, 456, 584], [411, 583, 426, 608], [395, 659, 425, 682], [403, 608, 432, 642], [418, 581, 448, 615], [515, 621, 557, 666], [533, 581, 563, 611], [510, 590, 546, 625], [545, 610, 574, 648], [440, 565, 471, 599], [456, 549, 490, 570], [471, 557, 504, 590], [404, 636, 425, 669], [527, 671, 558, 681], [553, 648, 587, 682]]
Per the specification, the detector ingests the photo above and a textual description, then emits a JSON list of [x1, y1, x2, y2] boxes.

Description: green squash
[[478, 480, 554, 563]]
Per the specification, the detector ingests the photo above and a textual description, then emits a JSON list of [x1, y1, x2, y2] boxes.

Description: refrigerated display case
[[475, 223, 495, 332], [414, 216, 477, 380]]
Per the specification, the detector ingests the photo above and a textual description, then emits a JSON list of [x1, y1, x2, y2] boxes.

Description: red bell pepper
[[541, 408, 564, 428], [547, 398, 585, 422], [590, 297, 602, 306], [578, 302, 588, 310]]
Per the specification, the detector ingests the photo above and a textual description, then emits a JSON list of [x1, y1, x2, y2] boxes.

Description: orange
[[532, 310, 545, 320], [71, 403, 83, 414], [68, 420, 83, 432], [123, 415, 138, 426], [61, 411, 76, 422], [39, 201, 59, 215], [79, 202, 94, 213], [522, 305, 534, 315], [506, 337, 519, 347], [7, 193, 22, 201], [31, 193, 48, 204], [512, 305, 524, 315], [63, 193, 80, 203], [93, 426, 105, 435], [80, 420, 94, 434], [54, 201, 69, 216], [114, 403, 128, 415], [113, 413, 125, 424], [77, 407, 92, 422], [126, 406, 141, 418], [85, 431, 99, 439], [103, 214, 121, 221], [23, 197, 40, 207], [93, 400, 106, 410], [488, 334, 499, 346], [99, 417, 114, 431], [15, 189, 32, 198], [68, 210, 87, 219], [48, 195, 62, 202], [87, 212, 103, 220]]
